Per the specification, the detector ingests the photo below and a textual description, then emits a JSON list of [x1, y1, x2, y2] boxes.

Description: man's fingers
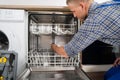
[[51, 44, 57, 50], [113, 58, 120, 67]]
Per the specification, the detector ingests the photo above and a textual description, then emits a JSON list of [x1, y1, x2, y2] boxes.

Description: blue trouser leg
[[107, 72, 120, 80], [104, 65, 120, 80]]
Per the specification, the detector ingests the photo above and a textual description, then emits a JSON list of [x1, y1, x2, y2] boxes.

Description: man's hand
[[113, 57, 120, 67], [51, 44, 69, 58]]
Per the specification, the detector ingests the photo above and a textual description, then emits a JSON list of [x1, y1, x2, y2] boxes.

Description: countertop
[[0, 5, 70, 11]]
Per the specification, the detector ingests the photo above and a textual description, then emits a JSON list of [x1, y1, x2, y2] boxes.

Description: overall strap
[[97, 1, 120, 9], [113, 0, 120, 1]]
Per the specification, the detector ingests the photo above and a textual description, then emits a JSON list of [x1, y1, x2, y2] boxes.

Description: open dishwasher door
[[18, 67, 92, 80], [29, 67, 92, 80]]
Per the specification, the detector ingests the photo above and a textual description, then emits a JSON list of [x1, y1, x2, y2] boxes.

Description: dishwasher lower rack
[[27, 49, 80, 70], [17, 67, 92, 80]]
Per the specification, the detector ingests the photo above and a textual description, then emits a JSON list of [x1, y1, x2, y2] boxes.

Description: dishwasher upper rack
[[30, 23, 77, 35], [27, 49, 80, 68]]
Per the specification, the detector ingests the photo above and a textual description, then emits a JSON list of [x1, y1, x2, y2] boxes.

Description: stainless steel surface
[[17, 67, 91, 80], [29, 71, 81, 80], [30, 67, 75, 71], [17, 69, 31, 80], [18, 67, 92, 80]]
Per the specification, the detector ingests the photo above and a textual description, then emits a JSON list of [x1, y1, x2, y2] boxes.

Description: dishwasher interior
[[20, 11, 91, 80]]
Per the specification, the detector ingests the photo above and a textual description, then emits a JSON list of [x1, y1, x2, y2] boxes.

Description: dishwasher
[[18, 11, 92, 80]]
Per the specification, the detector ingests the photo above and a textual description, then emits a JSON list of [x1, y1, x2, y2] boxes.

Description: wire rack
[[30, 23, 76, 35], [28, 49, 80, 68]]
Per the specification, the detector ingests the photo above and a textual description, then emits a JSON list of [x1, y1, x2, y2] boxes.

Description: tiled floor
[[86, 72, 105, 80]]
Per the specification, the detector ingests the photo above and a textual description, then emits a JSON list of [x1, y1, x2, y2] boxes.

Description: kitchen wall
[[0, 0, 66, 6], [95, 0, 110, 3], [0, 0, 110, 6]]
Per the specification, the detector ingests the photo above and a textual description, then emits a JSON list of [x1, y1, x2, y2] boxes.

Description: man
[[51, 0, 120, 63], [52, 0, 120, 80]]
